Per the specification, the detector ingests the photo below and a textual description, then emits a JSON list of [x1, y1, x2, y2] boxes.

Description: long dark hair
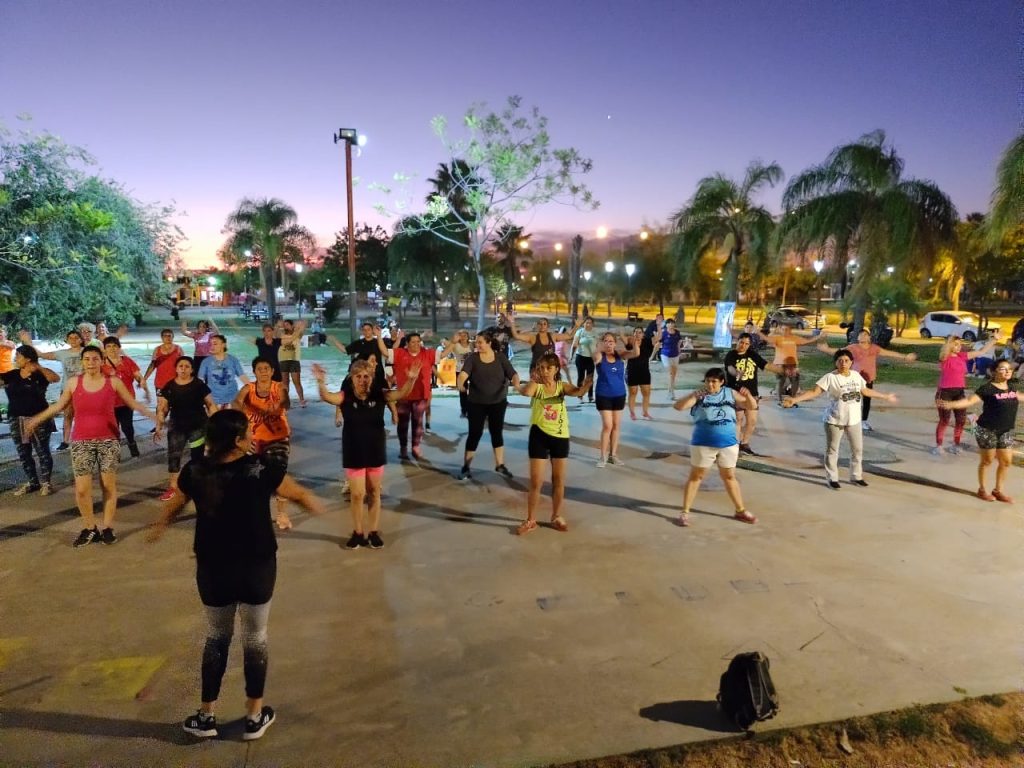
[[190, 410, 250, 513]]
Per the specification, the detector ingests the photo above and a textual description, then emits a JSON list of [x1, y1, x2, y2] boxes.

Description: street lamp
[[334, 127, 366, 339], [552, 268, 562, 317], [812, 259, 824, 330], [625, 263, 636, 319], [605, 261, 615, 323], [582, 270, 592, 317]]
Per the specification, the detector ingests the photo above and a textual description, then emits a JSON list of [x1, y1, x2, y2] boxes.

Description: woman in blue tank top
[[594, 331, 639, 467], [672, 367, 758, 527]]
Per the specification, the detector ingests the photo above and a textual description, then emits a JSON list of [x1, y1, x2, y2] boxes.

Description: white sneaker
[[11, 483, 38, 496], [608, 455, 624, 466], [341, 480, 351, 496], [862, 421, 873, 432], [39, 482, 53, 496], [931, 445, 945, 456], [595, 456, 607, 468]]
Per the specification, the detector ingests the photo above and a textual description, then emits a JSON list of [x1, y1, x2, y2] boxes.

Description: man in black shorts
[[723, 332, 782, 455]]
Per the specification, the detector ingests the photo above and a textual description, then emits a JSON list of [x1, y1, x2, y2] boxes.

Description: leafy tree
[[492, 223, 531, 311], [222, 198, 315, 320], [931, 213, 986, 310], [627, 230, 673, 314], [326, 224, 391, 292], [989, 132, 1024, 246], [777, 130, 956, 331], [388, 215, 468, 330], [963, 223, 1024, 323], [669, 161, 781, 302], [376, 96, 597, 329]]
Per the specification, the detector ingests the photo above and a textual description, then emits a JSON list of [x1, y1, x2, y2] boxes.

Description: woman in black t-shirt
[[148, 409, 325, 741], [253, 323, 283, 382], [938, 359, 1024, 502], [312, 359, 419, 550], [154, 357, 216, 501], [0, 345, 60, 495], [626, 326, 658, 420]]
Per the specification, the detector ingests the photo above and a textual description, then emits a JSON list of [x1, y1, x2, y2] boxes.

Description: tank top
[[690, 388, 738, 448], [530, 333, 556, 367], [71, 375, 120, 441], [243, 381, 290, 446], [595, 353, 627, 398], [531, 381, 569, 438]]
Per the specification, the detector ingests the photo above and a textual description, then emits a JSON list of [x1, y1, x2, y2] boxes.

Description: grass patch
[[951, 715, 1017, 758]]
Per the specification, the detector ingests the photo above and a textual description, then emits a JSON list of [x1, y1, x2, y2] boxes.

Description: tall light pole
[[625, 263, 636, 319], [334, 128, 366, 339], [552, 268, 562, 318], [582, 270, 592, 316], [604, 261, 615, 325], [812, 259, 824, 330]]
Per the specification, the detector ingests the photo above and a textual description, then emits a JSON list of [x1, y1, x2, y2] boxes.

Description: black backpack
[[717, 651, 779, 730]]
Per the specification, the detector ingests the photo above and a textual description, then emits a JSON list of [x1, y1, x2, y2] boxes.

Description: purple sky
[[3, 0, 1019, 268]]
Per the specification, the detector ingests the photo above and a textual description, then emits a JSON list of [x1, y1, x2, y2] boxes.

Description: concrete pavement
[[1, 360, 1022, 767]]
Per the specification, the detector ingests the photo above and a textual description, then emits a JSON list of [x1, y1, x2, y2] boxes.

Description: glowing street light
[[604, 261, 615, 322], [812, 260, 825, 330], [552, 268, 562, 317], [624, 263, 636, 318], [596, 226, 608, 239]]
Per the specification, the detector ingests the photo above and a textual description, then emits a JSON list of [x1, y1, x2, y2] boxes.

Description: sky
[[2, 0, 1020, 268]]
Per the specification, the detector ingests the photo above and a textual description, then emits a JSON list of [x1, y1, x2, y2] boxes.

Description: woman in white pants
[[783, 348, 898, 490]]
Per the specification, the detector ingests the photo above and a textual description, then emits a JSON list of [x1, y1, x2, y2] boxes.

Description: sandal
[[992, 489, 1014, 504], [516, 519, 538, 536], [977, 488, 996, 502], [676, 512, 690, 527], [550, 516, 569, 532], [734, 509, 758, 524]]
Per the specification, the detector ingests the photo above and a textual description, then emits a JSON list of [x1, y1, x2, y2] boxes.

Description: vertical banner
[[713, 301, 736, 349]]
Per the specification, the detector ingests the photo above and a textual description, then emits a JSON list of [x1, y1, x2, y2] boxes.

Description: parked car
[[763, 305, 825, 331], [918, 311, 1000, 342]]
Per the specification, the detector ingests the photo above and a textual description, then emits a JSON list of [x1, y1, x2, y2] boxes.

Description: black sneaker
[[128, 442, 140, 458], [73, 527, 100, 548], [827, 480, 841, 490], [182, 710, 217, 738], [99, 528, 117, 545], [495, 464, 513, 479], [738, 443, 755, 455], [851, 479, 869, 487], [344, 531, 366, 549], [243, 705, 275, 741], [56, 442, 70, 452], [459, 466, 472, 481], [366, 530, 384, 549]]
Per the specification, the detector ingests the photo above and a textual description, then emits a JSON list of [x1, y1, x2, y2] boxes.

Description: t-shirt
[[975, 381, 1019, 434], [278, 330, 302, 362], [690, 387, 738, 448], [187, 331, 213, 358], [480, 325, 512, 357], [815, 370, 866, 426], [393, 347, 436, 401], [150, 344, 183, 391], [254, 337, 282, 381], [199, 354, 245, 405], [573, 328, 598, 358], [242, 381, 290, 445], [179, 454, 284, 563], [1, 369, 51, 417], [340, 379, 388, 469], [160, 378, 211, 433], [531, 381, 569, 438], [660, 330, 682, 358], [101, 355, 140, 401], [595, 353, 627, 398], [724, 348, 769, 396], [460, 353, 517, 404], [54, 348, 84, 380], [847, 344, 881, 383], [770, 336, 799, 367], [938, 351, 969, 390], [346, 337, 387, 387], [0, 345, 13, 374], [626, 337, 654, 377]]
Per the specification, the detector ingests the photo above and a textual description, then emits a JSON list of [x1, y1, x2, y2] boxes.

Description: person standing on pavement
[[181, 319, 219, 376], [659, 319, 683, 399], [724, 332, 783, 455], [934, 334, 999, 455], [198, 335, 249, 410], [312, 359, 419, 549], [253, 323, 283, 383], [783, 348, 899, 490], [155, 357, 217, 500], [570, 317, 598, 404], [673, 367, 759, 526], [456, 330, 522, 480], [1, 345, 60, 496], [147, 409, 326, 742], [102, 335, 149, 458], [767, 323, 818, 404], [626, 325, 658, 420], [816, 329, 916, 432], [277, 319, 307, 407], [25, 346, 157, 546], [20, 329, 85, 450], [379, 330, 435, 461], [594, 331, 638, 467], [143, 328, 184, 395], [937, 359, 1024, 502], [508, 314, 581, 371]]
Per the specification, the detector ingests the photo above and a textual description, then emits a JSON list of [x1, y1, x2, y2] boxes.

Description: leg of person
[[365, 469, 384, 547], [934, 395, 951, 451], [519, 458, 545, 535], [33, 426, 54, 493], [396, 400, 412, 458], [549, 457, 568, 530], [952, 407, 967, 448], [597, 409, 613, 466], [640, 384, 652, 418], [458, 389, 468, 418], [861, 380, 873, 429], [792, 369, 801, 395], [185, 602, 236, 737], [823, 423, 842, 488], [462, 401, 487, 475], [291, 370, 305, 406], [69, 442, 100, 546], [97, 471, 118, 539], [740, 406, 759, 448], [847, 424, 865, 484], [992, 445, 1014, 502], [263, 441, 292, 531], [164, 427, 187, 498], [718, 445, 755, 522], [12, 417, 41, 493], [346, 471, 367, 547], [409, 399, 428, 458], [575, 355, 587, 393], [668, 357, 678, 397], [628, 385, 638, 420], [680, 464, 708, 526], [115, 406, 139, 457], [608, 409, 624, 462], [977, 447, 995, 500], [425, 403, 431, 432], [239, 600, 275, 740], [488, 400, 511, 476], [59, 403, 74, 449]]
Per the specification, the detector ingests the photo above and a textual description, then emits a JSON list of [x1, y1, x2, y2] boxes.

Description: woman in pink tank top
[[934, 334, 998, 455], [27, 346, 157, 547]]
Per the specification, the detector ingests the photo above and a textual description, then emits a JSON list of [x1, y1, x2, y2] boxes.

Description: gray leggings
[[201, 601, 271, 702]]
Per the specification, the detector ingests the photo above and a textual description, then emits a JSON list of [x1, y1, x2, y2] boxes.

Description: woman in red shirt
[[144, 328, 184, 394], [102, 335, 150, 457], [379, 331, 434, 460]]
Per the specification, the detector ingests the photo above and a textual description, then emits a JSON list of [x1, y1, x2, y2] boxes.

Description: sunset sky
[[2, 0, 1018, 268]]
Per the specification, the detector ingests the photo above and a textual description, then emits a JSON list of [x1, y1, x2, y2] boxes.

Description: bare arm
[[34, 362, 61, 384], [385, 362, 421, 402], [783, 385, 825, 407], [861, 386, 898, 402], [25, 378, 77, 430], [311, 363, 343, 406], [231, 384, 250, 412], [673, 389, 703, 412], [146, 489, 191, 542], [327, 335, 348, 355], [937, 393, 982, 410], [110, 378, 158, 422], [966, 337, 998, 360], [877, 347, 917, 362], [562, 374, 593, 398]]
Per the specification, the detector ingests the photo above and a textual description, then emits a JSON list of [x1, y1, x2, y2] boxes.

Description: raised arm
[[312, 363, 344, 406], [672, 389, 703, 412], [17, 331, 59, 361], [326, 334, 348, 355], [966, 336, 998, 360]]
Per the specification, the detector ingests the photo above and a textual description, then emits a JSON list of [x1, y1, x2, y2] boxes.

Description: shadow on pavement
[[0, 709, 191, 745], [638, 699, 737, 732]]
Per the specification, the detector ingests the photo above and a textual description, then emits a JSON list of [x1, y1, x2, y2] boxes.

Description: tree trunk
[[951, 276, 964, 311], [568, 235, 583, 319], [720, 247, 740, 302], [264, 262, 277, 320]]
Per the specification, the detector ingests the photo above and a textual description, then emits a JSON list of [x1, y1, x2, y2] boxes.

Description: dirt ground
[[553, 693, 1024, 768]]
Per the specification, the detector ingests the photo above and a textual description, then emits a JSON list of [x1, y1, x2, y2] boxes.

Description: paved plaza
[[1, 359, 1022, 767]]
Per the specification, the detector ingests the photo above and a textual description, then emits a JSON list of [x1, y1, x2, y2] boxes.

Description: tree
[[222, 198, 315, 320], [388, 215, 468, 330], [492, 223, 531, 311], [669, 161, 782, 302], [629, 230, 674, 314], [326, 224, 391, 292], [777, 130, 957, 331], [989, 132, 1024, 246], [376, 96, 597, 329]]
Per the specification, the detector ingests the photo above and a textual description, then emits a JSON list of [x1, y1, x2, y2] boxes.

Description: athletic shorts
[[345, 466, 384, 480], [690, 443, 739, 469], [528, 424, 570, 460], [975, 426, 1014, 450], [936, 387, 965, 402], [279, 360, 301, 373], [197, 557, 276, 607], [661, 354, 679, 367], [70, 439, 121, 477], [255, 438, 291, 469], [595, 395, 626, 411]]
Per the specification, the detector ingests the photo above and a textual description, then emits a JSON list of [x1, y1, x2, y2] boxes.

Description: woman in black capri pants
[[457, 330, 522, 481]]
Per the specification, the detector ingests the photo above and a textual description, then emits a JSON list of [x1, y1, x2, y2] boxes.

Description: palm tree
[[777, 131, 956, 332], [670, 161, 782, 302], [223, 198, 314, 320], [388, 215, 468, 331], [989, 132, 1024, 246], [492, 223, 531, 312]]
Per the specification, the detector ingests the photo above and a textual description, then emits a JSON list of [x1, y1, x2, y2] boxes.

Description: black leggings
[[459, 389, 469, 416], [465, 400, 508, 453], [575, 355, 594, 395], [114, 407, 137, 448], [862, 379, 873, 420]]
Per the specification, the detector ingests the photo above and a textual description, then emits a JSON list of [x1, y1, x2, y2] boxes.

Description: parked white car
[[918, 311, 1000, 342]]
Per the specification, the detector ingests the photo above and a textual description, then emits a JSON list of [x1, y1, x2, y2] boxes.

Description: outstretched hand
[[311, 363, 327, 383]]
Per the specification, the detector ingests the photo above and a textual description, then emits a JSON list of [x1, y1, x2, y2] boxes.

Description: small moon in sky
[[607, 115, 612, 120]]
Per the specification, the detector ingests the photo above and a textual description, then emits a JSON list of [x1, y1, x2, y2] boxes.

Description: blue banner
[[713, 302, 736, 349]]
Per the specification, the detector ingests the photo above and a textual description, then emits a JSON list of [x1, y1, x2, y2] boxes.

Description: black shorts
[[528, 424, 570, 460], [627, 368, 651, 387], [279, 360, 301, 373], [730, 382, 760, 399], [595, 395, 626, 411], [197, 557, 277, 607], [936, 387, 965, 402]]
